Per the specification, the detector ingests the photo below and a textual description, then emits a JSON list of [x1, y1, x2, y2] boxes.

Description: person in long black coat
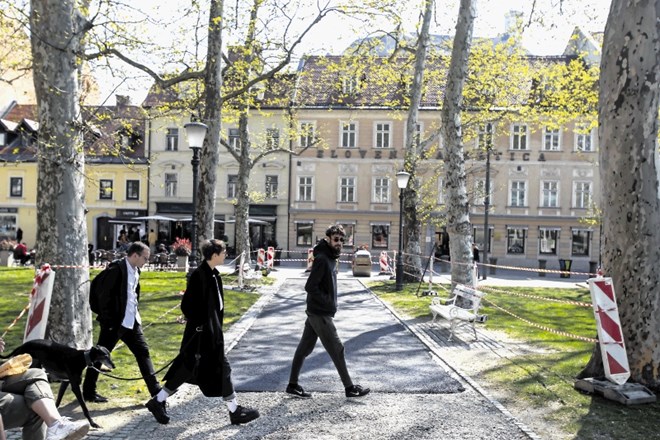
[[145, 239, 259, 426]]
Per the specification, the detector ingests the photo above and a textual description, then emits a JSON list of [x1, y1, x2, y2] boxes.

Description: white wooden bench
[[430, 284, 485, 341]]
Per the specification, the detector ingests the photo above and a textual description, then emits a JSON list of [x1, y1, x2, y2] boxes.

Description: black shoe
[[345, 384, 370, 398], [145, 397, 170, 424], [286, 383, 312, 398], [229, 405, 260, 425], [83, 393, 108, 403]]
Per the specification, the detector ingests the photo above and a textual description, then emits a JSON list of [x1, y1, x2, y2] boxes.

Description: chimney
[[116, 95, 131, 107]]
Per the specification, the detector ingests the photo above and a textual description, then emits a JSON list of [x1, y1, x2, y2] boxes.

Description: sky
[[99, 0, 612, 105]]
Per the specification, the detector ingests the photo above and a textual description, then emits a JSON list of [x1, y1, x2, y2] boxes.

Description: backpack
[[89, 261, 118, 314]]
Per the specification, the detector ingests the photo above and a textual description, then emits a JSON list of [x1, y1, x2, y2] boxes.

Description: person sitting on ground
[[0, 337, 90, 440]]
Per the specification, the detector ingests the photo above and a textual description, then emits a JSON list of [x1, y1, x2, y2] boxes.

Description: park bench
[[429, 284, 485, 341]]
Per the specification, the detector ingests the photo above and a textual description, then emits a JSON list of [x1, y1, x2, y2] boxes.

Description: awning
[[133, 215, 177, 221], [107, 219, 142, 225]]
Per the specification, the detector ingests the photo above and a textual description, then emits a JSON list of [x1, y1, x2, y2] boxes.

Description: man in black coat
[[286, 224, 370, 399], [83, 242, 161, 403], [145, 239, 259, 426]]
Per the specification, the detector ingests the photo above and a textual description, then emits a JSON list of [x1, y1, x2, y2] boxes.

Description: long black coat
[[164, 261, 225, 396]]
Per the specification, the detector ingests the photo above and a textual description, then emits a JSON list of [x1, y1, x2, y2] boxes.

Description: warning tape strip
[[1, 302, 30, 339], [478, 285, 593, 308], [482, 297, 598, 343]]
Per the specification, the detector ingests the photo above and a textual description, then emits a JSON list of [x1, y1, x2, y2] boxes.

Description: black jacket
[[96, 259, 140, 328], [305, 239, 339, 317], [164, 261, 225, 397]]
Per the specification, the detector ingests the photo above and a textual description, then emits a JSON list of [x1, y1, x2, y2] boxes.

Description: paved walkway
[[8, 263, 575, 439]]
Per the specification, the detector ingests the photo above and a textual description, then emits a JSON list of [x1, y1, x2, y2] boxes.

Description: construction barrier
[[588, 275, 630, 385], [25, 264, 55, 342], [256, 248, 265, 269], [305, 248, 314, 272], [266, 246, 275, 269], [378, 251, 392, 275]]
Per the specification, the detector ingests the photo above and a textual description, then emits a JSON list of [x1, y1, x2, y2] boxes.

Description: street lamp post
[[184, 122, 208, 275], [396, 171, 411, 291], [482, 146, 491, 280]]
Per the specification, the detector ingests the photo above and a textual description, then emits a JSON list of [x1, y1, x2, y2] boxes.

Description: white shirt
[[121, 260, 141, 329]]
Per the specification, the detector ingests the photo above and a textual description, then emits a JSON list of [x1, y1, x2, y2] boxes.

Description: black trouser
[[163, 354, 236, 401], [83, 321, 160, 397], [289, 313, 353, 388]]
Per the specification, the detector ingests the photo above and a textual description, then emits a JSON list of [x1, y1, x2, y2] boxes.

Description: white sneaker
[[46, 417, 90, 440]]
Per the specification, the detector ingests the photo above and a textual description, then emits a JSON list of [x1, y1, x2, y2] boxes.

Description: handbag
[[0, 353, 32, 378]]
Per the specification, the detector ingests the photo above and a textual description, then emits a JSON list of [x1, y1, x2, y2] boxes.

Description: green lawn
[[369, 280, 660, 440], [0, 267, 261, 402]]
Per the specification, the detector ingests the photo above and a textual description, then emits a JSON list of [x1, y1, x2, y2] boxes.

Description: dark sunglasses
[[332, 237, 345, 243]]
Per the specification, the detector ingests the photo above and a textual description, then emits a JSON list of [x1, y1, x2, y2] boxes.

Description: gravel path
[[9, 269, 567, 439]]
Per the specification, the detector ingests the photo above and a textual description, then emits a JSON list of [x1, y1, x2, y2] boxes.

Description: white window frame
[[165, 173, 177, 198], [299, 121, 316, 148], [166, 128, 179, 151], [573, 181, 592, 208], [265, 175, 278, 199], [543, 127, 561, 151], [227, 175, 238, 199], [540, 181, 559, 208], [342, 75, 358, 94], [372, 177, 391, 203], [266, 128, 280, 150], [476, 123, 494, 150], [510, 180, 527, 207], [575, 124, 594, 152], [228, 128, 240, 150], [339, 176, 356, 202], [340, 121, 357, 148], [511, 124, 528, 150], [374, 122, 392, 149], [298, 176, 314, 202]]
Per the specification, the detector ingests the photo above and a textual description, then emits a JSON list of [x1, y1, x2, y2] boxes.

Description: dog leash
[[89, 327, 203, 381]]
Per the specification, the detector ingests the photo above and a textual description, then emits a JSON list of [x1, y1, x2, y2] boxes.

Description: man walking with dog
[[0, 337, 90, 440], [83, 242, 161, 403]]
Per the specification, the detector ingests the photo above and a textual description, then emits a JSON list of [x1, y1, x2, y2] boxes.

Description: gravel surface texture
[[8, 268, 576, 439]]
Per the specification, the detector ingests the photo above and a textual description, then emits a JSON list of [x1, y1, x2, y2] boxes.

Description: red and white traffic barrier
[[256, 248, 265, 268], [588, 274, 630, 385], [24, 264, 55, 342], [378, 251, 391, 275], [266, 246, 275, 269]]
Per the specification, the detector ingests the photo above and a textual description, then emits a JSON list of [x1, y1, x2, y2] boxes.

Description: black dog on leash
[[0, 338, 115, 428]]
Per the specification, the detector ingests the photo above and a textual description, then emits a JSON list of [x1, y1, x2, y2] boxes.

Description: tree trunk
[[402, 0, 434, 283], [580, 0, 660, 389], [235, 112, 252, 262], [30, 0, 92, 348], [440, 0, 476, 288], [196, 0, 224, 255]]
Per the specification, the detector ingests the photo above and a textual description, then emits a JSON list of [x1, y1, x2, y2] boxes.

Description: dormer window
[[341, 76, 358, 94]]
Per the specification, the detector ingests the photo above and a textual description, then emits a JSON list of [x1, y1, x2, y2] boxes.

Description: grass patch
[[0, 267, 261, 404], [368, 280, 660, 439]]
